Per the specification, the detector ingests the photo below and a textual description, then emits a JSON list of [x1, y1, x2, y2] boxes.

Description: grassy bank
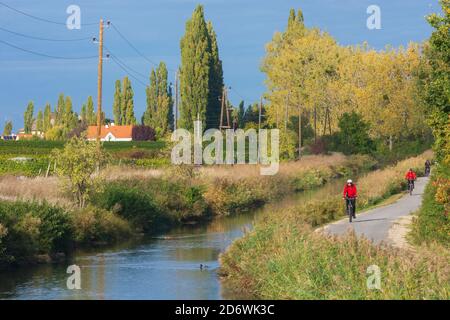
[[411, 163, 450, 247], [219, 151, 450, 299], [0, 153, 371, 268]]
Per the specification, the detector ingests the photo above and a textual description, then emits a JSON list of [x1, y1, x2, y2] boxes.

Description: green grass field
[[0, 140, 168, 176]]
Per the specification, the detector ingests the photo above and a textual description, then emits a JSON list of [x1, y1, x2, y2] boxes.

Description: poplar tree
[[237, 100, 245, 128], [24, 101, 34, 133], [56, 94, 65, 125], [206, 21, 224, 129], [64, 96, 77, 130], [81, 103, 87, 123], [179, 5, 224, 130], [122, 77, 136, 125], [144, 62, 173, 136], [144, 70, 158, 127], [113, 80, 122, 125], [86, 96, 96, 125], [36, 110, 43, 132], [43, 103, 52, 132], [3, 121, 12, 136], [179, 5, 211, 130]]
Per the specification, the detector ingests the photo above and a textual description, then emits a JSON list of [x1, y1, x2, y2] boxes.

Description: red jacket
[[343, 184, 357, 198], [405, 171, 417, 180]]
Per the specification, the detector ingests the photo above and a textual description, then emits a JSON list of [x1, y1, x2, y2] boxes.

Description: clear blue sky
[[0, 0, 438, 132]]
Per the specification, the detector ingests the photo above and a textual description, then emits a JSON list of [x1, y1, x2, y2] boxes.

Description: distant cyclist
[[405, 168, 417, 194], [424, 160, 431, 177], [343, 179, 358, 219]]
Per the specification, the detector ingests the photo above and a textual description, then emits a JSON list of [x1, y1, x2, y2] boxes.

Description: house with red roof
[[86, 124, 133, 141]]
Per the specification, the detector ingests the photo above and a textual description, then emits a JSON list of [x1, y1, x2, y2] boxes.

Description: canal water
[[0, 179, 344, 300]]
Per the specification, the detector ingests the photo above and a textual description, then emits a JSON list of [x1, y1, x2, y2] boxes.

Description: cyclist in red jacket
[[343, 179, 358, 219], [405, 168, 417, 189]]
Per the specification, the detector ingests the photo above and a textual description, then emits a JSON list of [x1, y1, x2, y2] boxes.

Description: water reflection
[[0, 179, 344, 300]]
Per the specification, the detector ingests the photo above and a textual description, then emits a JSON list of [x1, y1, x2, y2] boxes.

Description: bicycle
[[345, 197, 356, 223], [425, 166, 431, 177], [407, 179, 415, 196]]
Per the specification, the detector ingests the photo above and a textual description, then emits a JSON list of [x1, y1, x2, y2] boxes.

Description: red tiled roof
[[86, 125, 133, 139]]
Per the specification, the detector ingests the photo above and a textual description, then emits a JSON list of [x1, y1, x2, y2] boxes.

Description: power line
[[110, 22, 175, 72], [0, 25, 92, 42], [0, 38, 97, 59], [0, 2, 97, 26], [104, 46, 148, 80], [109, 54, 148, 87]]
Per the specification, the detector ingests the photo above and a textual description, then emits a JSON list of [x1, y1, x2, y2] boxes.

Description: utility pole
[[96, 19, 104, 142], [219, 86, 230, 130], [174, 70, 179, 130]]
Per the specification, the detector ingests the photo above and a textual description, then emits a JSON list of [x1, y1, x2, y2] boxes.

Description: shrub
[[92, 184, 164, 232], [71, 206, 132, 244], [0, 201, 72, 266], [52, 137, 109, 207], [132, 125, 156, 141], [412, 165, 450, 247]]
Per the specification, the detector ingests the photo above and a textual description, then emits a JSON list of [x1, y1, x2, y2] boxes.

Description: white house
[[86, 124, 133, 141]]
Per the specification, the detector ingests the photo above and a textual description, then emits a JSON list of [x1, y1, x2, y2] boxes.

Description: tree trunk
[[298, 105, 302, 159], [314, 105, 317, 142]]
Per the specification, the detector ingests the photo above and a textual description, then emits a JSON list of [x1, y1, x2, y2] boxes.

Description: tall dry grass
[[219, 151, 448, 299], [221, 221, 449, 299], [0, 176, 70, 206], [357, 150, 432, 207]]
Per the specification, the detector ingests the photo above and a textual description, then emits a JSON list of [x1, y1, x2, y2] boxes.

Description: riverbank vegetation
[[0, 148, 372, 268], [219, 151, 450, 299], [411, 0, 450, 248]]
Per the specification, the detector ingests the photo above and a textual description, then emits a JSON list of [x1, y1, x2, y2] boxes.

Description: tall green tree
[[43, 103, 52, 132], [63, 96, 78, 130], [122, 77, 136, 125], [422, 0, 450, 162], [86, 96, 96, 125], [179, 5, 211, 130], [206, 21, 224, 129], [3, 121, 12, 136], [36, 110, 43, 133], [144, 62, 173, 136], [24, 101, 34, 134], [337, 112, 373, 155], [55, 94, 65, 125], [80, 103, 87, 123], [113, 80, 122, 125], [144, 69, 158, 127], [237, 100, 245, 128]]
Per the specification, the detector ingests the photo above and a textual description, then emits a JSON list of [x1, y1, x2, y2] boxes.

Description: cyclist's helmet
[[347, 179, 353, 184]]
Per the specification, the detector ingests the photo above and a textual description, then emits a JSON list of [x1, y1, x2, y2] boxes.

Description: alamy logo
[[366, 265, 381, 290], [171, 121, 280, 175], [66, 264, 81, 290], [367, 5, 381, 30], [66, 5, 81, 30]]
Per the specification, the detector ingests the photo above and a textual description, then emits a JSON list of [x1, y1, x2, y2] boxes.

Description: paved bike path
[[322, 177, 428, 245]]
